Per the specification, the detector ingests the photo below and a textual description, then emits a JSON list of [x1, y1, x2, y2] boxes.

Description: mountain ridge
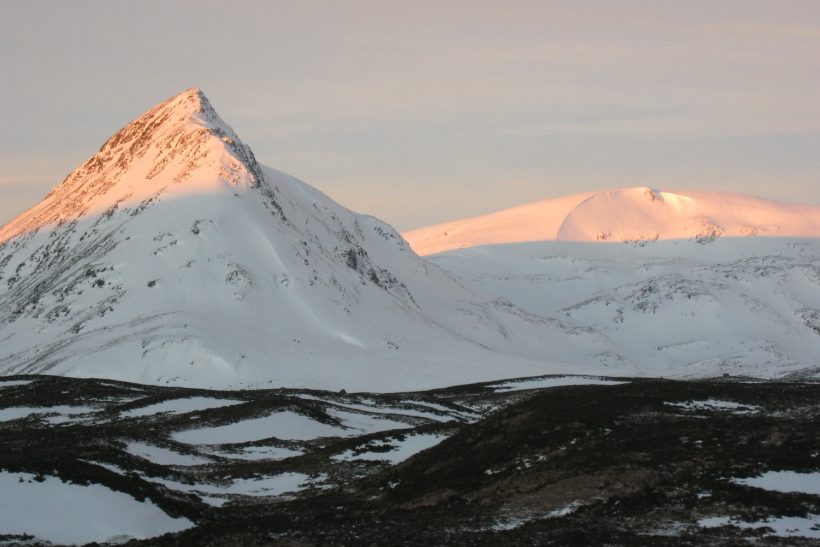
[[404, 186, 820, 255]]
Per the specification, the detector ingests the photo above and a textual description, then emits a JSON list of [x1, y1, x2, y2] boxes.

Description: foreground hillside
[[1, 375, 818, 545]]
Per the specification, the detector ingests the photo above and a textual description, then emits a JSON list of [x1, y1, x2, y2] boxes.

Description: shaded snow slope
[[428, 238, 820, 380], [404, 186, 820, 255], [0, 88, 587, 391]]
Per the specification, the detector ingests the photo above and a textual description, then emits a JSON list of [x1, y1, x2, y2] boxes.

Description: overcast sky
[[1, 1, 819, 230]]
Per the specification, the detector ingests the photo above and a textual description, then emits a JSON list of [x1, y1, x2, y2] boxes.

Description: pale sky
[[1, 1, 819, 231]]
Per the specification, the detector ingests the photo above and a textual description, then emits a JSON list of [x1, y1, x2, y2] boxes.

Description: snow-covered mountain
[[404, 186, 820, 255], [3, 89, 819, 390], [0, 88, 592, 390], [405, 188, 820, 381]]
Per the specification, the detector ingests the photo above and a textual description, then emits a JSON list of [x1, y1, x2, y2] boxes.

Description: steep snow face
[[404, 187, 820, 255], [0, 88, 588, 391]]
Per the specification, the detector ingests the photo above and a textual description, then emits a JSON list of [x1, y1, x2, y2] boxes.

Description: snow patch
[[665, 399, 761, 414], [207, 445, 304, 461], [332, 433, 450, 464], [0, 406, 97, 423], [0, 471, 193, 545], [0, 380, 32, 388], [121, 397, 244, 418], [732, 470, 820, 495], [172, 410, 349, 444], [700, 514, 820, 539], [125, 441, 212, 466], [149, 471, 324, 504], [488, 376, 627, 392]]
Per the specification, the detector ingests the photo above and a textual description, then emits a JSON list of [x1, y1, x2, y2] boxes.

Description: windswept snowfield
[[1, 375, 818, 545]]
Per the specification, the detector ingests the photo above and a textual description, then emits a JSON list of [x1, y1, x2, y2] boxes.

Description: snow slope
[[426, 237, 820, 380], [0, 88, 593, 391], [404, 186, 820, 255], [403, 187, 820, 380], [403, 191, 595, 255]]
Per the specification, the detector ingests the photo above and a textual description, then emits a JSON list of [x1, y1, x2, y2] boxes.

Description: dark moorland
[[1, 375, 819, 546]]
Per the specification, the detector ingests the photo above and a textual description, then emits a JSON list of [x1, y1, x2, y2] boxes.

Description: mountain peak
[[1, 88, 271, 241], [92, 86, 239, 170]]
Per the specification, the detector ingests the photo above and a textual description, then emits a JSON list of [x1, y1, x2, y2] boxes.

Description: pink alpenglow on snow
[[403, 187, 820, 255]]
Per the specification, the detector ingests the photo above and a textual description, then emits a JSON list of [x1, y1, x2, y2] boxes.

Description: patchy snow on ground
[[490, 502, 584, 531], [121, 397, 244, 418], [0, 471, 193, 545], [698, 471, 820, 538], [333, 433, 450, 464], [327, 408, 413, 435], [0, 405, 97, 423], [151, 471, 322, 503], [732, 470, 820, 495], [488, 376, 627, 392], [208, 445, 304, 461], [297, 395, 457, 422], [171, 410, 349, 444], [0, 379, 32, 388], [404, 399, 482, 421], [85, 458, 323, 506], [125, 441, 212, 466], [700, 514, 820, 539], [172, 407, 412, 446], [665, 399, 761, 414]]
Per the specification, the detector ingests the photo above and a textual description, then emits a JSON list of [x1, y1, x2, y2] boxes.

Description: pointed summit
[[0, 87, 271, 242], [0, 89, 567, 391]]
